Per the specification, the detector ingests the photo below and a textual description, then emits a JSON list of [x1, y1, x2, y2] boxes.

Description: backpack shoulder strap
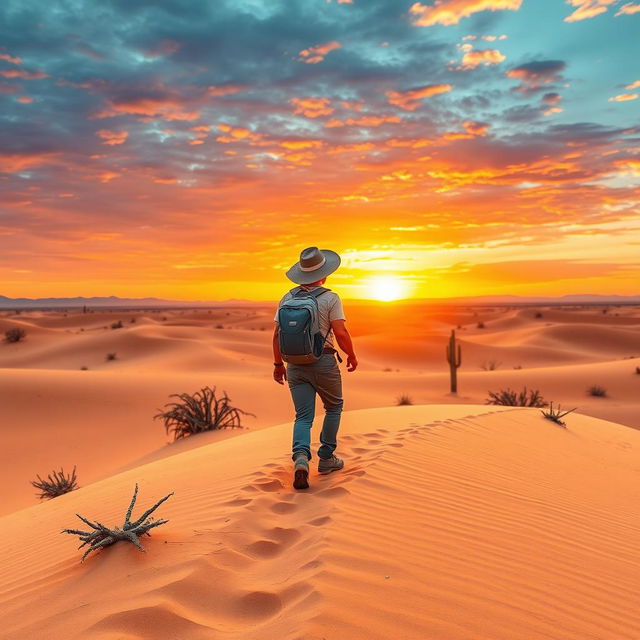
[[308, 287, 331, 298]]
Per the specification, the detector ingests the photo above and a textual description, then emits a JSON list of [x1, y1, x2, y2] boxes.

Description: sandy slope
[[1, 304, 639, 517], [1, 405, 639, 639]]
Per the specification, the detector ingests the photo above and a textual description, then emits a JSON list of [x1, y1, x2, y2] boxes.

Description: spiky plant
[[587, 385, 607, 397], [31, 466, 78, 499], [155, 386, 254, 440], [110, 320, 123, 329], [62, 484, 173, 561], [486, 387, 547, 407], [481, 360, 501, 371], [106, 352, 117, 361], [4, 328, 26, 343], [396, 394, 413, 406], [541, 402, 577, 427]]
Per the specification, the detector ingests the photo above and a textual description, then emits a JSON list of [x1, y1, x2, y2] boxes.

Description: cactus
[[446, 329, 462, 394]]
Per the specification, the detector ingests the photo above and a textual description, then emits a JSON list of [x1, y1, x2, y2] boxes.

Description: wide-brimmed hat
[[286, 246, 341, 285]]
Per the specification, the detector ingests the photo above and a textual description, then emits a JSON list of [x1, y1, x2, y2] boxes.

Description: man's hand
[[273, 363, 287, 384], [346, 354, 358, 372]]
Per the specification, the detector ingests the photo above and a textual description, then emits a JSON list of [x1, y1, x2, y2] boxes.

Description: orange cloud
[[409, 0, 522, 26], [215, 123, 261, 143], [93, 97, 200, 121], [298, 41, 341, 64], [290, 96, 334, 118], [98, 171, 121, 183], [280, 140, 323, 150], [0, 152, 58, 172], [0, 53, 22, 64], [608, 93, 638, 102], [96, 129, 129, 145], [0, 69, 47, 79], [208, 85, 245, 97], [615, 2, 640, 14], [461, 48, 506, 68], [564, 0, 615, 22], [17, 96, 33, 103], [386, 84, 452, 110], [625, 80, 640, 90]]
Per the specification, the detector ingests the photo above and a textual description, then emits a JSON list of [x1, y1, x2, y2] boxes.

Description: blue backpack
[[277, 286, 332, 364]]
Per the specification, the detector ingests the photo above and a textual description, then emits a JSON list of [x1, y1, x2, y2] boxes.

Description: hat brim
[[285, 249, 341, 284]]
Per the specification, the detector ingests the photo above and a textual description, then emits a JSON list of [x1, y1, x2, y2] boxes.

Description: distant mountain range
[[1, 293, 639, 309]]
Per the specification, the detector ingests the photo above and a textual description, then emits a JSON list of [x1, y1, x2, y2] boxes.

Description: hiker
[[272, 246, 358, 490]]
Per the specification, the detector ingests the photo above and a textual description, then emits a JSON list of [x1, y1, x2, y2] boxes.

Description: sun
[[366, 276, 407, 301]]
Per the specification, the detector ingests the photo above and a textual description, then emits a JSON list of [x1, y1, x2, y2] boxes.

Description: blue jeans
[[287, 353, 343, 461]]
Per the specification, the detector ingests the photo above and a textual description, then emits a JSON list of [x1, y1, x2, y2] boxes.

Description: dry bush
[[587, 385, 607, 397], [110, 320, 123, 329], [486, 387, 547, 407], [155, 386, 255, 440], [31, 466, 78, 499], [106, 352, 117, 361], [481, 360, 501, 371], [4, 327, 26, 343], [541, 402, 576, 427], [477, 321, 485, 329], [396, 394, 413, 406]]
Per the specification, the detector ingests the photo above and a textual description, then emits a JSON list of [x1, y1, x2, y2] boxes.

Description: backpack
[[277, 286, 332, 364]]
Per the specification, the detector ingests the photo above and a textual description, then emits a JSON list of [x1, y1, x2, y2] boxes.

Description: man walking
[[272, 247, 358, 490]]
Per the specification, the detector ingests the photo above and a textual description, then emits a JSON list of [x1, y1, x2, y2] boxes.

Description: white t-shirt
[[274, 285, 346, 349]]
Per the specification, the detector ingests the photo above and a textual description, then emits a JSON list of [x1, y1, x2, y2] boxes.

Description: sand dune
[[1, 405, 639, 639], [2, 304, 639, 518]]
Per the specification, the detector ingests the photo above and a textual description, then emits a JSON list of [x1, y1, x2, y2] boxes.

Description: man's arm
[[331, 319, 358, 372], [272, 324, 287, 384]]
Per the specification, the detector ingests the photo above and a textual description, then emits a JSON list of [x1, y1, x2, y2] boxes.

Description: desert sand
[[0, 302, 639, 638]]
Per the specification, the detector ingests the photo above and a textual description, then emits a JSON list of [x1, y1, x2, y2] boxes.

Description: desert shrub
[[4, 327, 26, 343], [534, 312, 543, 319], [31, 466, 78, 499], [541, 402, 576, 427], [396, 394, 413, 406], [382, 367, 393, 372], [155, 386, 255, 440], [486, 387, 547, 407], [106, 352, 117, 361], [215, 324, 224, 329], [635, 366, 640, 375], [477, 321, 485, 329], [481, 360, 501, 371], [62, 483, 172, 561], [513, 365, 523, 370], [587, 385, 607, 397], [130, 317, 137, 323], [111, 320, 123, 329]]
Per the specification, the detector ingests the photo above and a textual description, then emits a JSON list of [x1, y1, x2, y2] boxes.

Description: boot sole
[[293, 467, 309, 490]]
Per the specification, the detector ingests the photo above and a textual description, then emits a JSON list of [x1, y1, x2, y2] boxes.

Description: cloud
[[615, 2, 640, 14], [608, 93, 638, 102], [386, 84, 453, 110], [0, 53, 22, 64], [564, 0, 615, 21], [626, 80, 640, 90], [298, 41, 341, 64], [92, 88, 201, 122], [290, 96, 334, 117], [208, 85, 245, 96], [325, 114, 401, 127], [96, 129, 129, 145], [460, 47, 506, 69], [0, 68, 47, 79], [506, 60, 566, 95], [139, 39, 181, 59], [409, 0, 522, 26]]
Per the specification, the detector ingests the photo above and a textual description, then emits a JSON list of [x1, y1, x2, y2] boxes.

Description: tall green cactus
[[446, 329, 462, 394]]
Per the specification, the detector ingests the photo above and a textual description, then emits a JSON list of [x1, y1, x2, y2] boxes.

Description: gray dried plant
[[541, 402, 577, 427], [32, 466, 79, 499], [62, 484, 173, 561]]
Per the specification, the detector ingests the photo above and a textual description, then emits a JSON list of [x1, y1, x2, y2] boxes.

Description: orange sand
[[0, 303, 639, 638]]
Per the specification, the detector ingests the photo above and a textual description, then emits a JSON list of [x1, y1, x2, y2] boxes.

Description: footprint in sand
[[315, 486, 350, 499], [253, 478, 284, 493], [308, 515, 332, 526], [245, 539, 283, 558], [270, 501, 298, 514]]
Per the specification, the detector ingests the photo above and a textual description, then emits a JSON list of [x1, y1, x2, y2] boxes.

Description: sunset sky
[[1, 0, 639, 301]]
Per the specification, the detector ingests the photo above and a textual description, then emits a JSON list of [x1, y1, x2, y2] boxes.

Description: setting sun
[[366, 276, 407, 301]]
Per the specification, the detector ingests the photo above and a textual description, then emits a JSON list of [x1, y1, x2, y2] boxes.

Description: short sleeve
[[328, 294, 346, 322]]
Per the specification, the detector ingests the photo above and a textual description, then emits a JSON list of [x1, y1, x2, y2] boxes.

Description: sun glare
[[367, 276, 407, 301]]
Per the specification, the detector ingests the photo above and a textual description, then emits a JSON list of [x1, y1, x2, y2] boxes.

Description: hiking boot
[[318, 454, 344, 475], [293, 452, 309, 490]]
